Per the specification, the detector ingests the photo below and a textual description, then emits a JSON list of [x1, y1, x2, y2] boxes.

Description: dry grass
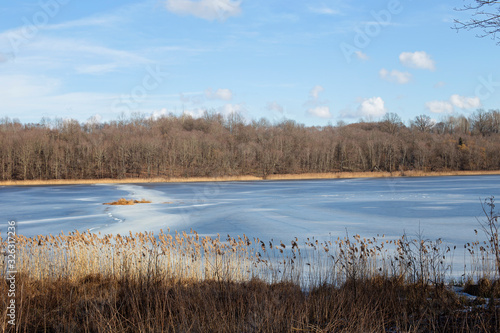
[[2, 229, 500, 332], [3, 274, 484, 333], [2, 230, 257, 283], [0, 175, 261, 186], [268, 170, 500, 180], [103, 198, 152, 205], [1, 230, 498, 286], [1, 170, 500, 186]]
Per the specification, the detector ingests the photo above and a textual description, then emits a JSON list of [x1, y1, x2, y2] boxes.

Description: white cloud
[[425, 100, 453, 114], [309, 85, 324, 99], [355, 51, 369, 61], [450, 94, 481, 109], [305, 86, 331, 118], [358, 97, 386, 118], [379, 68, 412, 84], [179, 103, 245, 119], [307, 106, 331, 119], [205, 88, 233, 100], [86, 114, 103, 125], [182, 108, 206, 118], [399, 51, 435, 71], [218, 103, 246, 116], [434, 81, 446, 88], [177, 103, 245, 119], [151, 108, 171, 119], [165, 0, 242, 21], [426, 94, 481, 114]]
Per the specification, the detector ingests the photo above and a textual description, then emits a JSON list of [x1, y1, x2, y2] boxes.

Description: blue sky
[[0, 0, 499, 126]]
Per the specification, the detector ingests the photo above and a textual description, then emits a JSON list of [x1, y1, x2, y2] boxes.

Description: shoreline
[[1, 170, 500, 186]]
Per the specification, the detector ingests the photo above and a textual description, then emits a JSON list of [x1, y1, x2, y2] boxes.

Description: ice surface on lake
[[1, 176, 499, 254]]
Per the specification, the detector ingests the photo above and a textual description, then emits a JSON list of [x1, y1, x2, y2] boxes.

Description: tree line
[[0, 109, 499, 181]]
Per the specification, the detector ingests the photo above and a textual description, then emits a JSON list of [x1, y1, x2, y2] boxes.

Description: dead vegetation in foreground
[[3, 273, 498, 333], [1, 229, 500, 332]]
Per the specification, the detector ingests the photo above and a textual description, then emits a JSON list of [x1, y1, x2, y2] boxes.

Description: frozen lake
[[1, 176, 499, 248]]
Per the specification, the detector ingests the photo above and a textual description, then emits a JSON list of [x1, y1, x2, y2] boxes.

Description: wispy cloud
[[434, 81, 446, 88], [0, 11, 124, 48], [205, 88, 233, 101], [267, 101, 284, 114], [44, 15, 124, 31], [75, 63, 122, 75], [44, 39, 150, 63], [165, 0, 242, 21], [309, 85, 324, 99], [355, 50, 369, 61], [308, 6, 341, 16], [5, 37, 152, 74], [379, 68, 412, 84], [0, 2, 154, 72], [178, 88, 234, 105]]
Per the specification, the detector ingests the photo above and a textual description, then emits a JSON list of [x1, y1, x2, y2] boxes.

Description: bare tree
[[1, 112, 500, 181], [380, 112, 404, 135], [470, 109, 493, 135], [491, 109, 500, 133], [411, 115, 434, 133], [454, 0, 500, 44]]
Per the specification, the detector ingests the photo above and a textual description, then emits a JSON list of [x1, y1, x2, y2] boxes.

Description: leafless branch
[[453, 0, 500, 44]]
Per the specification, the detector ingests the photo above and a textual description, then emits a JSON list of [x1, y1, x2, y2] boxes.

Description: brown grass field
[[2, 228, 500, 332], [1, 170, 500, 186]]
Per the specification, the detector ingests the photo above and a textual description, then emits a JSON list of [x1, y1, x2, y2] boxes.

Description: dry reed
[[2, 229, 500, 332], [1, 229, 498, 287], [1, 170, 500, 186]]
